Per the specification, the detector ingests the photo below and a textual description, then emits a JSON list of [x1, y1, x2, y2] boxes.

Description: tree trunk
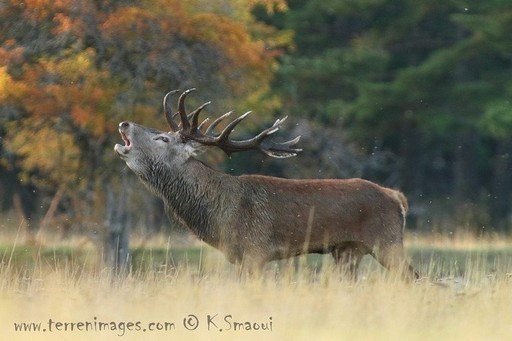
[[37, 184, 66, 240], [103, 174, 131, 275], [453, 130, 484, 230], [490, 140, 512, 232]]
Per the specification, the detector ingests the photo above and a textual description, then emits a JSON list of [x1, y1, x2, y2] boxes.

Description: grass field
[[1, 232, 512, 341]]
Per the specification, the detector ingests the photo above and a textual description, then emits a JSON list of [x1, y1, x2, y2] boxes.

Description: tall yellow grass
[[1, 234, 512, 341]]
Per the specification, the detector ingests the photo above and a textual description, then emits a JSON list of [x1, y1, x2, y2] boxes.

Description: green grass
[[0, 244, 82, 265], [2, 240, 511, 281]]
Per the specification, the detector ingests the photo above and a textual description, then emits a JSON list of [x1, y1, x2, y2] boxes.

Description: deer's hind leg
[[374, 243, 419, 282], [331, 242, 367, 280]]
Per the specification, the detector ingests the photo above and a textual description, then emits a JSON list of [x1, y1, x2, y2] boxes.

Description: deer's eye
[[154, 136, 170, 143]]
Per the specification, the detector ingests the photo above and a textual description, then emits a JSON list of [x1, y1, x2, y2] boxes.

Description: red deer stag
[[114, 89, 418, 280]]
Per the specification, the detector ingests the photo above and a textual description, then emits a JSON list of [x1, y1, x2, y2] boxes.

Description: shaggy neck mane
[[139, 157, 232, 246]]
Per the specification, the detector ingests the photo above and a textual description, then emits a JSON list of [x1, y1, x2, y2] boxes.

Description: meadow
[[1, 230, 512, 341]]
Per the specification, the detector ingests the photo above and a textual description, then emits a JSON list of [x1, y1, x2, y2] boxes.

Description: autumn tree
[[0, 0, 288, 256]]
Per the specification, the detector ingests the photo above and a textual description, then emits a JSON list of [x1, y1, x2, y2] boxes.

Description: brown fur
[[115, 119, 418, 281]]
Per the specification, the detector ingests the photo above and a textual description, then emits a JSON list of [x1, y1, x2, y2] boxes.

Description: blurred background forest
[[2, 0, 512, 252]]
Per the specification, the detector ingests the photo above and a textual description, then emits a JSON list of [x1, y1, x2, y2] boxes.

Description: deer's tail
[[384, 188, 409, 218]]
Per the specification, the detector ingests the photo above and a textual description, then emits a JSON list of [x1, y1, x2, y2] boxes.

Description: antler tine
[[177, 88, 196, 131], [172, 112, 199, 130], [239, 116, 286, 145], [205, 111, 233, 136], [260, 135, 302, 158], [217, 111, 252, 142], [197, 117, 210, 132], [190, 101, 211, 132], [163, 89, 180, 132], [214, 115, 302, 158]]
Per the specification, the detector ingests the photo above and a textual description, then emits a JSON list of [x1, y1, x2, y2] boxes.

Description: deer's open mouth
[[120, 131, 131, 149], [114, 128, 133, 156]]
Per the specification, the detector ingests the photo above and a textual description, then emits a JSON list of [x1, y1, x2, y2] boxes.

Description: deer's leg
[[374, 243, 419, 281], [331, 243, 366, 280], [237, 253, 266, 279]]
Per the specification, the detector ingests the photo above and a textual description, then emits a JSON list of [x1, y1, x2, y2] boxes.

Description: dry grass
[[1, 233, 512, 341]]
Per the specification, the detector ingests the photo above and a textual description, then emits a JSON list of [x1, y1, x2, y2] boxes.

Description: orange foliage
[[101, 6, 157, 41], [182, 12, 267, 71], [2, 0, 289, 118], [1, 45, 123, 142], [0, 67, 28, 103], [19, 0, 70, 21], [0, 40, 24, 65], [52, 12, 74, 34], [1, 0, 290, 189], [4, 118, 81, 187]]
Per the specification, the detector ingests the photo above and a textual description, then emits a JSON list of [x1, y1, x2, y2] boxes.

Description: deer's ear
[[183, 139, 208, 156], [170, 132, 204, 157]]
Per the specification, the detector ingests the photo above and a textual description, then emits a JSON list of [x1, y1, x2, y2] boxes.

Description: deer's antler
[[163, 89, 302, 158]]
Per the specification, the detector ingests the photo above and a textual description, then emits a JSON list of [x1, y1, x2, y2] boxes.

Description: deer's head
[[115, 89, 302, 176]]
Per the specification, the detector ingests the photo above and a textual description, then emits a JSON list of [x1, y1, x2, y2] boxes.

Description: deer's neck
[[140, 158, 236, 246]]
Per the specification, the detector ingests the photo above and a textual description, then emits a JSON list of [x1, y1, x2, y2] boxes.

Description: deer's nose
[[119, 121, 130, 129]]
